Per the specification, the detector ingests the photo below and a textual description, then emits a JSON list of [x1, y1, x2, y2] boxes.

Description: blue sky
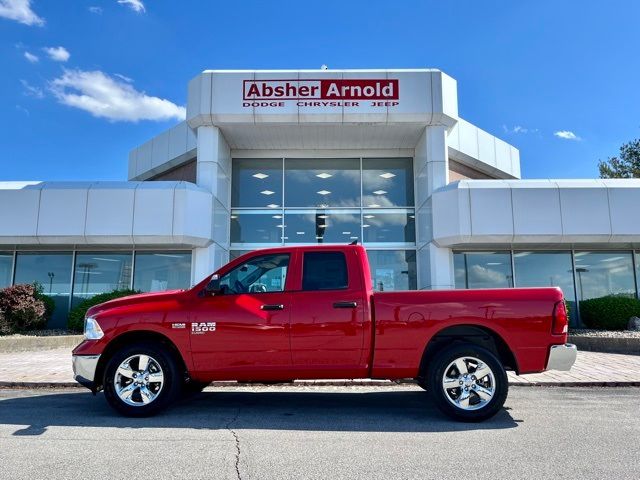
[[1, 0, 639, 181]]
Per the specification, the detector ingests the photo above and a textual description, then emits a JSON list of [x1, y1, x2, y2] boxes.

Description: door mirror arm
[[201, 274, 222, 297]]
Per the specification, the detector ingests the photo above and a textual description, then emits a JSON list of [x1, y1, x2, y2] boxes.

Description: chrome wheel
[[441, 355, 495, 411], [114, 354, 164, 407]]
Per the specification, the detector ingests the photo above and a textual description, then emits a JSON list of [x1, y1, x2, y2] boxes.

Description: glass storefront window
[[231, 158, 283, 208], [133, 252, 192, 292], [362, 209, 415, 244], [14, 252, 73, 328], [367, 250, 417, 291], [284, 209, 360, 244], [72, 252, 133, 306], [362, 158, 414, 207], [231, 210, 284, 245], [513, 251, 578, 326], [453, 252, 513, 289], [0, 252, 13, 288], [284, 158, 360, 207], [573, 251, 636, 301]]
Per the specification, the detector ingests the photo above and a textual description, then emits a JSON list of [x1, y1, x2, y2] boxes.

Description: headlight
[[84, 317, 104, 340]]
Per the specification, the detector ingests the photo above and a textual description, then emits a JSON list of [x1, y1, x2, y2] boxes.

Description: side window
[[219, 254, 289, 294], [302, 252, 348, 291]]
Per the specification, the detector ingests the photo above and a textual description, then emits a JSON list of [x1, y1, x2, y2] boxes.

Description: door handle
[[260, 304, 284, 311], [333, 301, 358, 309]]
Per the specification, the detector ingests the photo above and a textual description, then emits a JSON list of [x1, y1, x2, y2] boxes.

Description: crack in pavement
[[225, 407, 242, 480]]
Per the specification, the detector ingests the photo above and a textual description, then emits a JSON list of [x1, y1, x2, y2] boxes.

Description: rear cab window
[[302, 252, 348, 291]]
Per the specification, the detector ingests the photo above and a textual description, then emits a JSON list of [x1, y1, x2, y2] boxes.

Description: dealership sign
[[242, 79, 399, 107]]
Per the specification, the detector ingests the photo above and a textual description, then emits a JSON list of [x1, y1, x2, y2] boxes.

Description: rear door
[[289, 249, 366, 370]]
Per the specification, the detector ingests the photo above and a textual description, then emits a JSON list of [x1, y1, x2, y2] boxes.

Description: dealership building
[[2, 68, 640, 328]]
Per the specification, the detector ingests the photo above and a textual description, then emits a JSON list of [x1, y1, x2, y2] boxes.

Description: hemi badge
[[172, 323, 186, 329]]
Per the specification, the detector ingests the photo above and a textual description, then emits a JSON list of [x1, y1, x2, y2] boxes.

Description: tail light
[[552, 301, 568, 335]]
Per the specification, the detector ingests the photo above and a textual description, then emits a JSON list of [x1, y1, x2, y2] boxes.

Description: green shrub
[[579, 295, 640, 330], [32, 282, 56, 323], [67, 289, 139, 332], [0, 284, 47, 335]]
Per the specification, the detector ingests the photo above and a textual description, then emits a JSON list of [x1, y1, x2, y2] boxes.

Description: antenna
[[349, 239, 358, 245]]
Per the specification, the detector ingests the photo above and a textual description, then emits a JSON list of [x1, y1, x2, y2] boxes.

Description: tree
[[598, 139, 640, 178]]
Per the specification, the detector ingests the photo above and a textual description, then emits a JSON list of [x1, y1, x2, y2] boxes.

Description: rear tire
[[103, 342, 181, 417], [427, 343, 508, 422]]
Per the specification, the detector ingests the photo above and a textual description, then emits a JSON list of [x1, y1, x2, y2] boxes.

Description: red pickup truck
[[72, 244, 577, 421]]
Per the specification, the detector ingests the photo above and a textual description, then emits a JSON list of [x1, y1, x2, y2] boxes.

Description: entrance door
[[190, 253, 292, 378], [289, 250, 366, 370]]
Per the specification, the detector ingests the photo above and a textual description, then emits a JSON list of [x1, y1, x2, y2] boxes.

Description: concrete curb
[[1, 380, 639, 389], [569, 335, 640, 356], [0, 335, 83, 353]]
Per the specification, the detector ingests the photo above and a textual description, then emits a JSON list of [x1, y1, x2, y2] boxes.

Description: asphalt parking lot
[[1, 385, 638, 480]]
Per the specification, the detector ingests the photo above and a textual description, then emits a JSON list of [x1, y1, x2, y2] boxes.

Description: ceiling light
[[363, 224, 370, 228], [272, 215, 282, 219], [267, 204, 279, 208], [316, 236, 323, 239], [252, 173, 268, 179], [296, 231, 305, 235], [364, 215, 375, 219], [342, 231, 351, 235], [369, 204, 380, 208], [316, 173, 332, 179], [261, 190, 275, 195], [230, 215, 238, 219], [317, 214, 329, 219], [317, 190, 331, 195], [319, 225, 327, 228], [409, 215, 415, 219], [373, 190, 387, 195], [486, 262, 503, 266], [379, 172, 396, 179], [350, 236, 358, 240], [276, 224, 285, 228]]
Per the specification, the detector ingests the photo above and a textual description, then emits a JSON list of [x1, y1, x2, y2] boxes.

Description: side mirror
[[204, 274, 221, 296]]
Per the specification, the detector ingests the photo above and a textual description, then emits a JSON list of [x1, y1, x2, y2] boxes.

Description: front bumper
[[546, 343, 578, 371], [72, 354, 101, 391]]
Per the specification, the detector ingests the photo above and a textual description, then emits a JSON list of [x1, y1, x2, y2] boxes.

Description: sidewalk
[[0, 348, 639, 388]]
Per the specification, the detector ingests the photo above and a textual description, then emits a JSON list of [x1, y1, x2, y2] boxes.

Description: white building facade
[[2, 69, 640, 328]]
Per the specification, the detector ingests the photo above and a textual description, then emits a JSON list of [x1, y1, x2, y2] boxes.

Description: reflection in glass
[[231, 210, 283, 244], [362, 210, 415, 244], [573, 251, 636, 301], [231, 158, 283, 208], [0, 253, 12, 288], [285, 210, 360, 244], [513, 251, 578, 326], [362, 158, 414, 207], [133, 252, 192, 292], [219, 254, 289, 294], [367, 250, 416, 291], [453, 252, 513, 289], [14, 252, 73, 328], [285, 158, 360, 207], [72, 253, 133, 307]]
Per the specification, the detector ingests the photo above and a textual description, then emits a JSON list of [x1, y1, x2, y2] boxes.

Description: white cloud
[[88, 6, 103, 14], [20, 79, 44, 98], [0, 0, 44, 26], [502, 124, 540, 135], [23, 51, 38, 63], [49, 69, 186, 122], [554, 130, 581, 141], [118, 0, 145, 13], [16, 104, 30, 116], [43, 46, 70, 62]]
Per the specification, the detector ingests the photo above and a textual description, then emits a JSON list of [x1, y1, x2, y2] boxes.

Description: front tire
[[427, 343, 508, 422], [103, 342, 181, 417]]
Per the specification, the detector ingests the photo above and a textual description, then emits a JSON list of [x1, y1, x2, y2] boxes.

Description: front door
[[289, 250, 366, 370], [190, 253, 292, 378]]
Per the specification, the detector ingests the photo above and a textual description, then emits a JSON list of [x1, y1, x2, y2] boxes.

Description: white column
[[415, 126, 455, 290], [191, 126, 231, 284]]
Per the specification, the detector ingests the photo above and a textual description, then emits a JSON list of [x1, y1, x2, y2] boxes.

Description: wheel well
[[94, 331, 187, 390], [417, 325, 518, 381]]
